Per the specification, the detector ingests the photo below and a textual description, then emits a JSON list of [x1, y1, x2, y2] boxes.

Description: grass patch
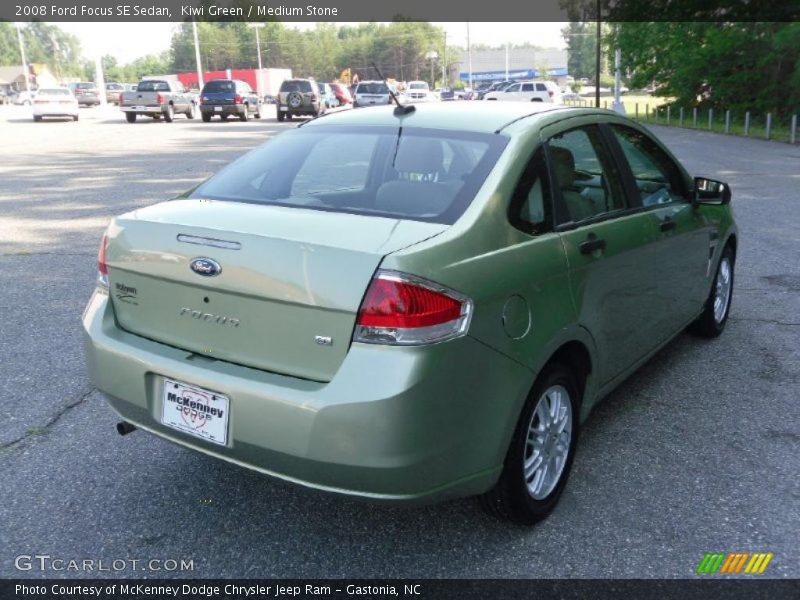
[[26, 426, 50, 437]]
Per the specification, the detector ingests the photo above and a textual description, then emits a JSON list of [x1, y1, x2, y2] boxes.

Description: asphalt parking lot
[[0, 102, 797, 579]]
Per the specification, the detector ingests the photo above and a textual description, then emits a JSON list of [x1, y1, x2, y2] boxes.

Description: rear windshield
[[203, 80, 234, 93], [280, 80, 312, 93], [357, 83, 389, 94], [136, 81, 170, 92], [38, 89, 71, 96], [76, 83, 96, 90], [409, 83, 428, 90], [191, 126, 508, 225]]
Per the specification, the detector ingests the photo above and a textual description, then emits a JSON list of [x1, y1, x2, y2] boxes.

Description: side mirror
[[693, 177, 732, 205]]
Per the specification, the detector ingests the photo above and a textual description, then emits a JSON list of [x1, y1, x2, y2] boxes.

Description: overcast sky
[[55, 22, 567, 63]]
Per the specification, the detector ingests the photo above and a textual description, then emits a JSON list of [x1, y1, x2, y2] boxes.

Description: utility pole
[[467, 23, 472, 91], [192, 20, 204, 89], [15, 23, 30, 94], [612, 44, 625, 114], [94, 53, 106, 105], [248, 23, 266, 98]]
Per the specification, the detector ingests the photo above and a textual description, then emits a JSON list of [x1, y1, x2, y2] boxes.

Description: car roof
[[302, 102, 583, 134]]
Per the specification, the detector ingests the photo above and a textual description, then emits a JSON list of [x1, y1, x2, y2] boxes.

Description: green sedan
[[83, 102, 737, 524]]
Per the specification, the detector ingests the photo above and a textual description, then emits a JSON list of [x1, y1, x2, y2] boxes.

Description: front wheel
[[277, 110, 285, 122], [186, 102, 196, 119], [125, 113, 136, 123], [481, 363, 580, 525], [239, 106, 249, 122], [254, 103, 262, 119], [163, 104, 174, 123], [688, 245, 735, 337], [201, 112, 211, 123]]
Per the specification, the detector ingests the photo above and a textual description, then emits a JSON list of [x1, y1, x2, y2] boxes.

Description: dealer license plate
[[133, 106, 145, 111], [214, 106, 222, 112], [279, 106, 288, 111], [161, 378, 230, 446]]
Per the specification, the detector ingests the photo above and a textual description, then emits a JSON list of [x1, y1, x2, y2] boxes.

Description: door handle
[[660, 219, 677, 232], [579, 237, 607, 254]]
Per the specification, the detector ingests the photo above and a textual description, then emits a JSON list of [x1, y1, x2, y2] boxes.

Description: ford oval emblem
[[190, 257, 222, 277]]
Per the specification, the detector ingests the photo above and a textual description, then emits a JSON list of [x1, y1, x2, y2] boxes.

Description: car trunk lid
[[105, 199, 446, 382]]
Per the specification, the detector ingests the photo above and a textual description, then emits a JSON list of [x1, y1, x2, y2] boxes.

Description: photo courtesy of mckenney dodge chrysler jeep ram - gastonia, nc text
[[82, 101, 737, 524]]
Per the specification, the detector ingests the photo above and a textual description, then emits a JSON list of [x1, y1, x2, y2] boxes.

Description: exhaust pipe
[[116, 421, 137, 436]]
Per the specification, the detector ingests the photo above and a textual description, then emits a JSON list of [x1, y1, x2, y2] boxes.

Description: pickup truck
[[120, 79, 197, 123]]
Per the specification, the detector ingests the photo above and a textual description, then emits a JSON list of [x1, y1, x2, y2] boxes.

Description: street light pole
[[595, 0, 601, 108], [248, 23, 266, 98], [192, 20, 204, 89], [467, 23, 473, 91], [15, 23, 30, 94]]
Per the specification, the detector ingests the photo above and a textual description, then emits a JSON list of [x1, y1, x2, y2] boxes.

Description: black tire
[[125, 112, 136, 123], [481, 363, 581, 525], [201, 112, 211, 123], [240, 105, 249, 122], [254, 103, 262, 119], [73, 114, 79, 122], [688, 244, 735, 338], [33, 115, 42, 122], [220, 114, 228, 121], [277, 110, 285, 122], [186, 102, 196, 119], [286, 113, 293, 121], [163, 104, 174, 123]]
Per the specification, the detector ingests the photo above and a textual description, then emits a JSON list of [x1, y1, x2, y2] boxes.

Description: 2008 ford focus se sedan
[[83, 103, 737, 523]]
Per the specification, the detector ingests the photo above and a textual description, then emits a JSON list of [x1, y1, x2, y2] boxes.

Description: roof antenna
[[372, 62, 415, 116]]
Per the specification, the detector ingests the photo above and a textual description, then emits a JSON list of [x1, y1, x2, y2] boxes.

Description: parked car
[[477, 80, 516, 100], [320, 83, 338, 108], [276, 78, 324, 121], [11, 90, 34, 105], [199, 79, 261, 122], [119, 79, 197, 123], [406, 80, 437, 103], [353, 80, 393, 107], [105, 82, 125, 104], [32, 87, 79, 121], [84, 102, 737, 524], [484, 80, 563, 103], [329, 83, 352, 106], [68, 82, 101, 106]]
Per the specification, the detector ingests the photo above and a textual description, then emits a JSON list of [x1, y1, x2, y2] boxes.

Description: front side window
[[610, 124, 688, 206], [522, 83, 534, 92], [505, 84, 521, 92], [191, 126, 508, 225], [546, 126, 627, 225]]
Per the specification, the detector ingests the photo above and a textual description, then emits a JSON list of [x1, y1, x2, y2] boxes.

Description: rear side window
[[191, 126, 508, 225], [536, 83, 547, 91], [522, 83, 534, 92], [203, 80, 234, 93]]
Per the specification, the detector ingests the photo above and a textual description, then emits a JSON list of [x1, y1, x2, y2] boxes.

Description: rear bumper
[[82, 290, 531, 502], [200, 104, 243, 117], [33, 106, 78, 117], [121, 106, 164, 115]]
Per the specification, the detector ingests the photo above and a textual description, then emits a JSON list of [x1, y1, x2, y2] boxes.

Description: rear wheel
[[240, 105, 249, 122], [33, 115, 42, 122], [163, 104, 174, 123], [254, 102, 262, 119], [481, 363, 580, 525], [186, 102, 196, 119], [73, 114, 79, 122], [277, 110, 285, 122], [688, 244, 735, 338], [125, 112, 136, 123]]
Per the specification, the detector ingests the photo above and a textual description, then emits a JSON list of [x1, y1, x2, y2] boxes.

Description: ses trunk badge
[[190, 257, 222, 277]]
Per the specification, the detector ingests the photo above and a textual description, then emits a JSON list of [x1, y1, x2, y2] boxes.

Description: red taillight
[[118, 93, 123, 103], [97, 234, 109, 288], [354, 271, 472, 345], [548, 90, 554, 97], [156, 93, 164, 104], [234, 94, 242, 104]]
